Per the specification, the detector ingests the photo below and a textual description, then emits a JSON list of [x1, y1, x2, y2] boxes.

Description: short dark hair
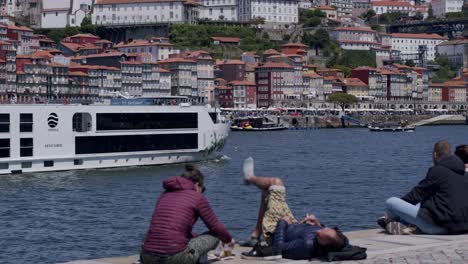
[[330, 229, 347, 252], [317, 228, 348, 254], [455, 145, 468, 164], [181, 164, 205, 190], [434, 140, 452, 159]]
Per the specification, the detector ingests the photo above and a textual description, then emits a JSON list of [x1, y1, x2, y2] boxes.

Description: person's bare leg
[[250, 190, 268, 238], [247, 176, 284, 238], [245, 176, 283, 190]]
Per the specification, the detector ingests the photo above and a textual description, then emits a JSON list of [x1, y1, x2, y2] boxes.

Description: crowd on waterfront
[[139, 141, 468, 263]]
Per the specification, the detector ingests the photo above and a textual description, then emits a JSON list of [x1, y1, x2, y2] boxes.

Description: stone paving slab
[[63, 229, 468, 264]]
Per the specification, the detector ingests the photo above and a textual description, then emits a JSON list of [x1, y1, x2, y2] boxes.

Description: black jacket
[[402, 155, 468, 234]]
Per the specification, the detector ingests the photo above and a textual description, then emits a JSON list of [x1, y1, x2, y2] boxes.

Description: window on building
[[56, 12, 58, 16], [170, 11, 174, 18], [20, 113, 33, 132], [20, 138, 33, 157], [0, 114, 9, 133], [0, 138, 10, 158]]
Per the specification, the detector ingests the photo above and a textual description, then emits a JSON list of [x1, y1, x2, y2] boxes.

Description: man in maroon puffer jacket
[[141, 165, 235, 264]]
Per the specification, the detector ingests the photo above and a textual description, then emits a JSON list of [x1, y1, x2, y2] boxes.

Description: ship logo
[[47, 113, 58, 128]]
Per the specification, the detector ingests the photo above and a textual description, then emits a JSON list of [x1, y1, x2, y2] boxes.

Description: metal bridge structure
[[387, 18, 468, 39]]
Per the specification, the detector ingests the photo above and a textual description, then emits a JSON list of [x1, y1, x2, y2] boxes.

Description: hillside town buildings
[[391, 33, 447, 62]]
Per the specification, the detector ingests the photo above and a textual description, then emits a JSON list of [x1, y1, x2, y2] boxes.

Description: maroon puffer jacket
[[143, 176, 232, 254]]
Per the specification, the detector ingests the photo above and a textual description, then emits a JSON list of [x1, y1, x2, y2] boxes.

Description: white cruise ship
[[0, 99, 230, 174]]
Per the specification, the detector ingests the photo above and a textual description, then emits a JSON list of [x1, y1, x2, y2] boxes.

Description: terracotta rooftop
[[219, 59, 245, 65], [318, 5, 336, 10], [70, 33, 100, 39], [158, 57, 196, 63], [345, 77, 368, 87], [7, 25, 33, 32], [263, 49, 280, 55], [373, 1, 412, 6]]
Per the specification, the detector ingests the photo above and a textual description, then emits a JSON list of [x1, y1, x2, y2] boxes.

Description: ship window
[[0, 114, 10, 132], [96, 113, 198, 131], [74, 159, 83, 165], [75, 133, 198, 154], [44, 160, 54, 167], [20, 113, 33, 132], [0, 163, 8, 169], [0, 138, 10, 158], [20, 138, 33, 157], [21, 162, 32, 168], [73, 113, 92, 132]]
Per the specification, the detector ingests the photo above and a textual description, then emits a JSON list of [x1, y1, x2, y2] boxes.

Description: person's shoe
[[239, 236, 259, 247], [377, 216, 388, 229], [243, 157, 255, 184], [386, 221, 410, 235], [241, 244, 281, 260]]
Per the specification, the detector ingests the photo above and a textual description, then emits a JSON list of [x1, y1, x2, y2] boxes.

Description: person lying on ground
[[240, 158, 347, 260], [379, 140, 468, 235], [455, 144, 468, 172], [140, 165, 235, 264]]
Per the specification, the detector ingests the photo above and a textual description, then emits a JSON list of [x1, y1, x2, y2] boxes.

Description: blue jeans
[[385, 197, 447, 235]]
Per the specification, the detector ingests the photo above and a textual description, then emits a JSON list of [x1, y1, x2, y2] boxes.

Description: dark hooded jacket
[[402, 155, 468, 234], [143, 176, 232, 254]]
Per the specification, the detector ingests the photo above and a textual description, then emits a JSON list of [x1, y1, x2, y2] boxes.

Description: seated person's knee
[[272, 178, 284, 186]]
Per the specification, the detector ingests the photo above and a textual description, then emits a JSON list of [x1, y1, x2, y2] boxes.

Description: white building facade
[[198, 0, 238, 21], [92, 0, 188, 25], [41, 0, 92, 29], [431, 0, 463, 17], [391, 33, 447, 61], [238, 0, 299, 25]]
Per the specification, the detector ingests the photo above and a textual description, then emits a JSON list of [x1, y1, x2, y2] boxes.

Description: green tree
[[327, 93, 358, 111], [445, 12, 464, 19], [334, 65, 352, 77], [80, 16, 96, 34], [303, 29, 330, 54], [360, 9, 376, 22], [432, 55, 456, 82], [304, 17, 322, 27], [370, 24, 382, 31]]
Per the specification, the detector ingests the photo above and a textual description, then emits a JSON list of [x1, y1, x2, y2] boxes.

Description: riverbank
[[279, 114, 467, 128], [62, 229, 468, 264]]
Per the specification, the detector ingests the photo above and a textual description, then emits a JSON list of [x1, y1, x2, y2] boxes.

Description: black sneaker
[[241, 244, 282, 260], [377, 216, 388, 229]]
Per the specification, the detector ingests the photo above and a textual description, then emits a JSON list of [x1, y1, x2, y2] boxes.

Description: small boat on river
[[368, 125, 416, 132], [230, 116, 287, 131]]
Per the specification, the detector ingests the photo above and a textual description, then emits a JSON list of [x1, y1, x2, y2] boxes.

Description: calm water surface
[[1, 126, 467, 263]]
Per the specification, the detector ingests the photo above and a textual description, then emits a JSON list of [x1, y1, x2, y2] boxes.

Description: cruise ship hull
[[0, 104, 229, 175]]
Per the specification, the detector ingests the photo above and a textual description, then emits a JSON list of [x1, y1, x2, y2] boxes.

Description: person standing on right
[[381, 140, 468, 235]]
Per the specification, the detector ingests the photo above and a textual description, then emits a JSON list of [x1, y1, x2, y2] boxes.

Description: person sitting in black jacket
[[380, 140, 468, 235]]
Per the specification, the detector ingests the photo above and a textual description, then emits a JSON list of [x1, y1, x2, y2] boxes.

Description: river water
[[1, 126, 467, 263]]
